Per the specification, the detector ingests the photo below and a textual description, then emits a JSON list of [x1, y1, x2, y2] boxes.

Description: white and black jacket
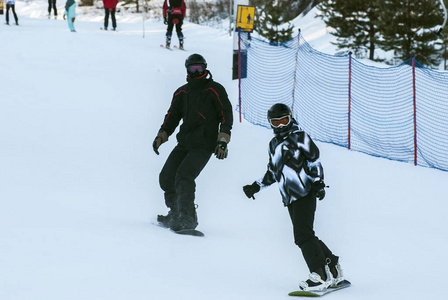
[[257, 122, 324, 206]]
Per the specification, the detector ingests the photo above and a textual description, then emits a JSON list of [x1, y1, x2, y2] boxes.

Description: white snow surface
[[1, 1, 448, 299]]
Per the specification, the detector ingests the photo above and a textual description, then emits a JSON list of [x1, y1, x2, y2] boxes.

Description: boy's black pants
[[287, 194, 337, 273]]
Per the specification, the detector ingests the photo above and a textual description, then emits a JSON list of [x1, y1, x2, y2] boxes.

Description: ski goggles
[[187, 64, 206, 73], [269, 115, 291, 128]]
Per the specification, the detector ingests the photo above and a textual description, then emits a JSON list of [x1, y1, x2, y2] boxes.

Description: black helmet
[[267, 103, 293, 133], [185, 53, 207, 67], [185, 54, 207, 78]]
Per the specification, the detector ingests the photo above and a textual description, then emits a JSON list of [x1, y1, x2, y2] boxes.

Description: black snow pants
[[287, 194, 338, 273], [159, 144, 212, 219], [48, 0, 57, 16], [166, 15, 183, 39], [6, 4, 18, 25], [104, 8, 117, 30]]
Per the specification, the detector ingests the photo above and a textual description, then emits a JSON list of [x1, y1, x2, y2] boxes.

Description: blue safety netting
[[237, 31, 448, 172]]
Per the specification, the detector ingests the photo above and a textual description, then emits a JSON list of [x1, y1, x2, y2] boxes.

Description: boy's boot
[[299, 265, 333, 292]]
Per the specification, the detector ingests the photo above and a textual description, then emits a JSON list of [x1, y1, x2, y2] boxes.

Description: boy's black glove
[[163, 17, 168, 25], [312, 180, 327, 200], [243, 182, 260, 200]]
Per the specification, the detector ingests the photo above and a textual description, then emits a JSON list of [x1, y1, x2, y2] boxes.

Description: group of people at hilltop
[[4, 0, 119, 32], [4, 0, 184, 45]]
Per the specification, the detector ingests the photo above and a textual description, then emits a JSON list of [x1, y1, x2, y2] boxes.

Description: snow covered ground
[[1, 1, 448, 299]]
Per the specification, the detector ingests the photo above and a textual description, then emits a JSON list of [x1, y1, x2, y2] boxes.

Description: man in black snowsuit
[[153, 54, 233, 232], [243, 103, 346, 292]]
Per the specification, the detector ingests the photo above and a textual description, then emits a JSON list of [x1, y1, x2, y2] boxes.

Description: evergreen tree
[[252, 0, 295, 44], [317, 0, 382, 60], [378, 0, 443, 67]]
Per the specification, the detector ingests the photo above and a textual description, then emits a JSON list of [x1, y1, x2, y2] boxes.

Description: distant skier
[[243, 103, 346, 292], [102, 0, 118, 31], [48, 0, 57, 19], [5, 0, 19, 25], [63, 0, 76, 32], [153, 54, 233, 233], [162, 0, 186, 49]]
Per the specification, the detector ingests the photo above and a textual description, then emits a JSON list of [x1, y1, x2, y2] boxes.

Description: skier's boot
[[179, 37, 184, 50], [299, 265, 333, 292], [165, 35, 171, 49]]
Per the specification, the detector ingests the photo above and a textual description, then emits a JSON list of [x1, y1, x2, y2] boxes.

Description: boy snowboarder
[[243, 103, 346, 292]]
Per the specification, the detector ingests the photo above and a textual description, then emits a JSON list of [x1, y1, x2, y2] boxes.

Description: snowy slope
[[1, 1, 448, 300]]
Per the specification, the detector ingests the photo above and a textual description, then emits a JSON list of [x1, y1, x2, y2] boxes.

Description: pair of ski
[[289, 280, 351, 297], [160, 44, 185, 51]]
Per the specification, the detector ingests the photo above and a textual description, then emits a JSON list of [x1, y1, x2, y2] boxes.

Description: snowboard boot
[[299, 265, 333, 292], [170, 205, 198, 232], [157, 210, 177, 228], [165, 36, 171, 49], [329, 262, 345, 287]]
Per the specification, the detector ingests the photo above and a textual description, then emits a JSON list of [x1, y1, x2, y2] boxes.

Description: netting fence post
[[348, 51, 352, 150], [291, 29, 301, 112], [412, 57, 418, 166], [238, 28, 242, 123]]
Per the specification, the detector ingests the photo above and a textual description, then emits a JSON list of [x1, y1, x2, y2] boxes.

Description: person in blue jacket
[[63, 0, 76, 32]]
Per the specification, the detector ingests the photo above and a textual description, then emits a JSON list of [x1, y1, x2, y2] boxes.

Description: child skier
[[63, 0, 76, 32], [242, 103, 346, 292]]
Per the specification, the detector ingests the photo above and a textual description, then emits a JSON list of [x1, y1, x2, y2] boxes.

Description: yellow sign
[[236, 5, 255, 32], [0, 0, 4, 15]]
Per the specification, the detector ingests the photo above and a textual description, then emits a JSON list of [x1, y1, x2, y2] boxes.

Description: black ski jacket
[[258, 122, 324, 206], [159, 71, 233, 151]]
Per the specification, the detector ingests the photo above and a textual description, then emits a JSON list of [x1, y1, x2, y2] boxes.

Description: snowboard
[[289, 280, 351, 297], [171, 228, 204, 237], [153, 221, 205, 237]]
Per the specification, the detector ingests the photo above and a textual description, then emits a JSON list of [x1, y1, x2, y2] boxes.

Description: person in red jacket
[[162, 0, 186, 49], [102, 0, 118, 30]]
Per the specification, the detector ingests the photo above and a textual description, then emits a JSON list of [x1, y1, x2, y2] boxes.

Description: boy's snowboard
[[289, 280, 351, 297]]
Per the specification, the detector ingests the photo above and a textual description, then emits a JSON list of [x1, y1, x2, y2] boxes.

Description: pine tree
[[317, 0, 382, 60], [252, 0, 295, 44], [378, 0, 443, 67]]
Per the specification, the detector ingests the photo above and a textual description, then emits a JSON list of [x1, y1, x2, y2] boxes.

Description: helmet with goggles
[[185, 53, 207, 78], [267, 103, 293, 133]]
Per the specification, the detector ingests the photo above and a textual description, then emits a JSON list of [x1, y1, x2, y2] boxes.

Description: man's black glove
[[152, 131, 168, 155], [163, 17, 168, 25], [243, 182, 260, 200], [312, 180, 327, 200]]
